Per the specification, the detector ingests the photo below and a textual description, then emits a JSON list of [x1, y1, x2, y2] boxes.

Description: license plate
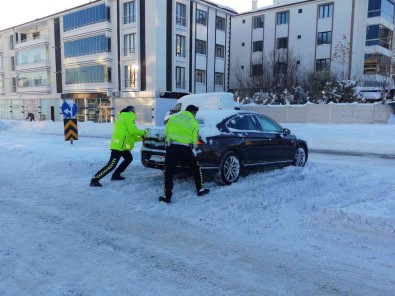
[[149, 155, 165, 162]]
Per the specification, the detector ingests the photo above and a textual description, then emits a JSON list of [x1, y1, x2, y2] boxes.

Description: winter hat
[[186, 105, 199, 113], [121, 106, 135, 113]]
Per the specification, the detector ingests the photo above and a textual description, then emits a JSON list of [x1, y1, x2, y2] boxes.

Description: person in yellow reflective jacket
[[90, 106, 146, 187], [159, 105, 209, 203]]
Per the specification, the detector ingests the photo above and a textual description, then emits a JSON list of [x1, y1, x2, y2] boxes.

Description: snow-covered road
[[0, 120, 394, 295]]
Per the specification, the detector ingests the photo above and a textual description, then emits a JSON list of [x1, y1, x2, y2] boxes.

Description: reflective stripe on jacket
[[110, 111, 145, 151], [165, 110, 198, 145]]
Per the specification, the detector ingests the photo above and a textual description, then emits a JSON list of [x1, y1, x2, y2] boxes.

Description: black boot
[[197, 188, 210, 196], [158, 196, 171, 203], [111, 174, 125, 181], [90, 178, 102, 187]]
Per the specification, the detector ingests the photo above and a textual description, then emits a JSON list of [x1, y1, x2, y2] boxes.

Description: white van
[[164, 92, 236, 123]]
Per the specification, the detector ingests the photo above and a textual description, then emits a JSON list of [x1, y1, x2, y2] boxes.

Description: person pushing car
[[90, 105, 146, 187], [159, 104, 209, 203]]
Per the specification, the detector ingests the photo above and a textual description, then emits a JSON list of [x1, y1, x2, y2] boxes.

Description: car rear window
[[226, 115, 259, 131]]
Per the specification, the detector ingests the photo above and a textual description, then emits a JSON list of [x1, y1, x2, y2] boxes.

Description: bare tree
[[331, 34, 351, 81]]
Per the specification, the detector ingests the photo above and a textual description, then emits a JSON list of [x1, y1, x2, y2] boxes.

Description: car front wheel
[[293, 146, 307, 167], [216, 151, 241, 185]]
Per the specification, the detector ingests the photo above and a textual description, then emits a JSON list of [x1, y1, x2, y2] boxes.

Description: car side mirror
[[169, 109, 175, 115], [283, 128, 291, 135]]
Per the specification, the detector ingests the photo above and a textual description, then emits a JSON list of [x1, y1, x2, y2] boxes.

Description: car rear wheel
[[293, 146, 307, 167], [216, 151, 241, 185]]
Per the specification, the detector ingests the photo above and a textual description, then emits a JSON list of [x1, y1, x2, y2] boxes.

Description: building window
[[215, 44, 225, 58], [364, 53, 391, 75], [12, 77, 16, 93], [276, 37, 288, 49], [65, 65, 110, 84], [123, 1, 136, 24], [176, 66, 186, 89], [366, 24, 393, 49], [64, 35, 111, 58], [298, 9, 303, 13], [368, 0, 395, 23], [11, 56, 15, 71], [215, 72, 224, 86], [9, 35, 14, 50], [253, 40, 263, 52], [241, 65, 244, 69], [195, 69, 206, 83], [297, 35, 302, 39], [16, 46, 48, 65], [242, 19, 245, 24], [33, 32, 40, 39], [319, 3, 333, 19], [124, 65, 137, 88], [176, 2, 187, 27], [176, 35, 186, 58], [253, 16, 264, 29], [196, 9, 207, 26], [17, 70, 49, 88], [124, 33, 136, 56], [196, 39, 207, 55], [63, 4, 110, 31], [251, 64, 263, 76], [316, 58, 331, 72], [216, 16, 225, 30], [274, 62, 287, 75], [242, 42, 245, 46], [277, 11, 289, 25], [317, 31, 332, 45]]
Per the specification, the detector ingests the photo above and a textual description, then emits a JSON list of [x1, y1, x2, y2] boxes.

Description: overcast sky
[[0, 0, 274, 30]]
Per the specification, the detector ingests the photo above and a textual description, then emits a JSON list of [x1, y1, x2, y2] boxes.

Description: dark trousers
[[164, 144, 204, 199], [94, 150, 133, 180]]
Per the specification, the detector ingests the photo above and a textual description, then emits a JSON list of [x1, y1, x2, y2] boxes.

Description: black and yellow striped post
[[63, 119, 78, 144]]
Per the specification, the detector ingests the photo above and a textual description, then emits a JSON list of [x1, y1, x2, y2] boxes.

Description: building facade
[[230, 0, 395, 94], [0, 0, 235, 123]]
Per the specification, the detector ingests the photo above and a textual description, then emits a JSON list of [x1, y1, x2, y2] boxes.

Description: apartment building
[[0, 0, 235, 123], [230, 0, 395, 93]]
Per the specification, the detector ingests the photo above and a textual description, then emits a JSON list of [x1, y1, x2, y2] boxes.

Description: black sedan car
[[141, 110, 308, 185]]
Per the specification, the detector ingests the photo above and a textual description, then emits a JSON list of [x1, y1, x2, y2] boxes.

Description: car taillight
[[197, 139, 204, 145]]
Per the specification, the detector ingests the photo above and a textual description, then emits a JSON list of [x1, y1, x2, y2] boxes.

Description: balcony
[[63, 51, 113, 66], [16, 59, 51, 72], [15, 36, 49, 50], [64, 80, 112, 94], [17, 84, 52, 94], [63, 21, 112, 39]]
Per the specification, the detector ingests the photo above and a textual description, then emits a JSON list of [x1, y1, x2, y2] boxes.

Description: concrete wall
[[240, 103, 392, 124]]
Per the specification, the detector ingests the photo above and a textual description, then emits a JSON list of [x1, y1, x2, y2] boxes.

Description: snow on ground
[[0, 119, 394, 295]]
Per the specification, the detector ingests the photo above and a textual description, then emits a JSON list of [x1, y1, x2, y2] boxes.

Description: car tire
[[216, 151, 241, 185], [293, 146, 307, 167]]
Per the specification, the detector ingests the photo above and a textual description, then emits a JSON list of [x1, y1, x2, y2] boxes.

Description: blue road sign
[[61, 101, 78, 118]]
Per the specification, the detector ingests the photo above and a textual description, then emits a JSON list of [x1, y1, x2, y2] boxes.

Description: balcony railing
[[176, 16, 187, 27], [124, 79, 137, 88], [124, 14, 136, 25], [65, 80, 111, 85], [175, 80, 186, 89], [176, 49, 187, 58], [123, 47, 136, 57], [65, 49, 111, 59]]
